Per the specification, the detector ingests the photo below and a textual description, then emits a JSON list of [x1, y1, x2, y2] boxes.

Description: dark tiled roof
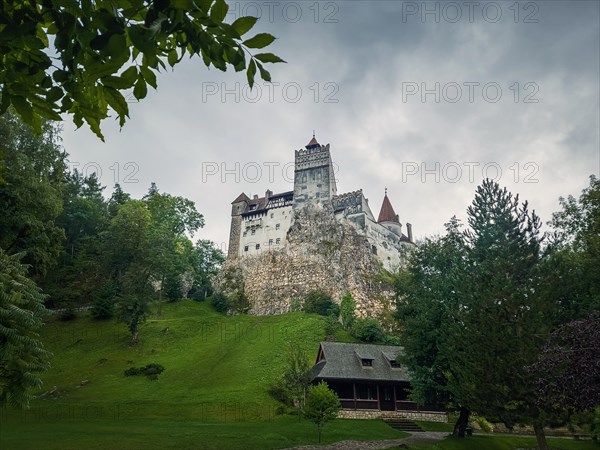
[[241, 190, 293, 216], [232, 192, 251, 204], [310, 342, 410, 382], [377, 194, 399, 223]]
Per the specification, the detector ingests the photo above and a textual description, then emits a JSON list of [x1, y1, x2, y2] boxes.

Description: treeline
[[391, 177, 600, 448], [0, 112, 224, 318]]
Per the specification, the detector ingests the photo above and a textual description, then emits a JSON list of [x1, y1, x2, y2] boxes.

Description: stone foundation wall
[[337, 409, 448, 422], [214, 203, 395, 316]]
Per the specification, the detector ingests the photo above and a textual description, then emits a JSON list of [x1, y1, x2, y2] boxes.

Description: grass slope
[[1, 300, 409, 449]]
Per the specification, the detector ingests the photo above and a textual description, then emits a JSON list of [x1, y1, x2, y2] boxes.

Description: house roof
[[377, 194, 399, 223], [310, 342, 410, 383]]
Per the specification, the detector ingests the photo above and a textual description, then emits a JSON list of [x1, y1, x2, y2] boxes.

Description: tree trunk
[[453, 406, 470, 437], [534, 423, 549, 450], [131, 329, 138, 346]]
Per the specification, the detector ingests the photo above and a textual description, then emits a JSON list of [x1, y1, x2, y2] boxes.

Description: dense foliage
[[0, 0, 284, 139]]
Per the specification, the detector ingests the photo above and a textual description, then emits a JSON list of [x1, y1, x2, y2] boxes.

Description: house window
[[389, 360, 401, 368], [276, 238, 281, 245], [269, 239, 273, 246], [251, 229, 256, 235], [255, 244, 260, 250], [244, 246, 248, 252], [276, 224, 280, 230], [361, 359, 373, 367]]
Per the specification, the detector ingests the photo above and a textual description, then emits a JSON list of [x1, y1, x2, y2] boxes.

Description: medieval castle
[[227, 135, 414, 270]]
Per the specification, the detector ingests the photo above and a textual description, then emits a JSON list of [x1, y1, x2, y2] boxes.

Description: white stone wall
[[238, 206, 292, 257]]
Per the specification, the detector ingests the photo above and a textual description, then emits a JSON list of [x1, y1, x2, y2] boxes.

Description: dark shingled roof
[[310, 342, 410, 383], [232, 192, 251, 204], [377, 194, 399, 223]]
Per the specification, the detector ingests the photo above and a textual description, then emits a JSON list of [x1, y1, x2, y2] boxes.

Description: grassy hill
[[0, 300, 408, 449]]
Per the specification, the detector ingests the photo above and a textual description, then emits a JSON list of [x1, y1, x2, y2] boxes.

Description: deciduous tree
[[0, 0, 284, 139]]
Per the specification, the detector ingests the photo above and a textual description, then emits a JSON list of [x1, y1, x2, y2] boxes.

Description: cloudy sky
[[61, 0, 599, 251]]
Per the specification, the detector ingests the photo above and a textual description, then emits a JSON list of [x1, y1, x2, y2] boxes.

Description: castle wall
[[238, 205, 292, 257]]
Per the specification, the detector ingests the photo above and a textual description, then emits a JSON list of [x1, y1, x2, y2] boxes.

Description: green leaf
[[210, 0, 228, 24], [46, 87, 63, 103], [133, 78, 147, 100], [256, 62, 271, 82], [171, 0, 194, 9], [103, 87, 129, 127], [11, 96, 34, 124], [168, 49, 178, 67], [243, 33, 276, 49], [139, 66, 157, 89], [254, 53, 286, 64], [231, 16, 258, 36], [101, 75, 135, 89], [121, 66, 138, 85], [247, 59, 256, 89]]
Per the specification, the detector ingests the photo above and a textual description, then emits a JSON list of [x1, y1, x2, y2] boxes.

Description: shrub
[[351, 318, 386, 343], [124, 363, 165, 379], [474, 416, 494, 432], [303, 291, 339, 317], [210, 292, 229, 313], [324, 316, 340, 337]]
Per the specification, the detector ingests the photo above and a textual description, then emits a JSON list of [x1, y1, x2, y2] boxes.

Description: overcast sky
[[61, 0, 600, 252]]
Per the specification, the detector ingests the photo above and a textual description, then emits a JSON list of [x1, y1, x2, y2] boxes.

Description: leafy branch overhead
[[0, 0, 285, 139]]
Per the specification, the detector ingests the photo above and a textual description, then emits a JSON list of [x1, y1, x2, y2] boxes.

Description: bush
[[210, 292, 229, 313], [351, 318, 386, 343], [124, 363, 165, 379], [268, 379, 293, 406], [324, 316, 340, 337], [303, 291, 339, 317], [474, 416, 494, 432]]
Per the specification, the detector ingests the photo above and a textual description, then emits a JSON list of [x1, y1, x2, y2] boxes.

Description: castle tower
[[227, 192, 249, 258], [293, 134, 337, 209], [377, 189, 403, 237]]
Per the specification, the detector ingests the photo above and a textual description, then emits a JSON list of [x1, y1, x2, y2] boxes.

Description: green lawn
[[400, 434, 599, 450], [1, 300, 408, 449]]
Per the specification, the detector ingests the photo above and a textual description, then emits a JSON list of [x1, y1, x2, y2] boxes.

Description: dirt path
[[282, 431, 449, 449]]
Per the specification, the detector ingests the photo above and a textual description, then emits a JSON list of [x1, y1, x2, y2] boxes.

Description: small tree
[[116, 292, 149, 345], [340, 292, 356, 329], [304, 382, 340, 443], [283, 345, 312, 411]]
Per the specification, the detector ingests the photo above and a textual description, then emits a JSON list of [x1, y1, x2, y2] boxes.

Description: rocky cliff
[[213, 204, 395, 316]]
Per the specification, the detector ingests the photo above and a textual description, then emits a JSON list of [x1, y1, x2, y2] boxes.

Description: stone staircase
[[383, 419, 425, 433]]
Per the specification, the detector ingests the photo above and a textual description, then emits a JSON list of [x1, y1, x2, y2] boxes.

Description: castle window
[[244, 246, 248, 252], [276, 224, 280, 230], [316, 192, 320, 198], [269, 239, 273, 246], [243, 231, 247, 237], [270, 213, 274, 218], [255, 244, 260, 250], [276, 238, 281, 244], [251, 229, 256, 235]]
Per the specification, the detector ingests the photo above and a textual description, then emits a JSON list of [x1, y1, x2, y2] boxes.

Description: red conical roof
[[306, 132, 319, 148], [377, 193, 399, 223]]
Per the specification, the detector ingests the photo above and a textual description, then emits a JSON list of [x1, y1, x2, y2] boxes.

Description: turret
[[227, 192, 250, 258]]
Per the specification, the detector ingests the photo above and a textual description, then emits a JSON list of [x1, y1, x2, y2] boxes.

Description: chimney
[[253, 194, 258, 200], [406, 223, 413, 242], [265, 189, 273, 199]]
